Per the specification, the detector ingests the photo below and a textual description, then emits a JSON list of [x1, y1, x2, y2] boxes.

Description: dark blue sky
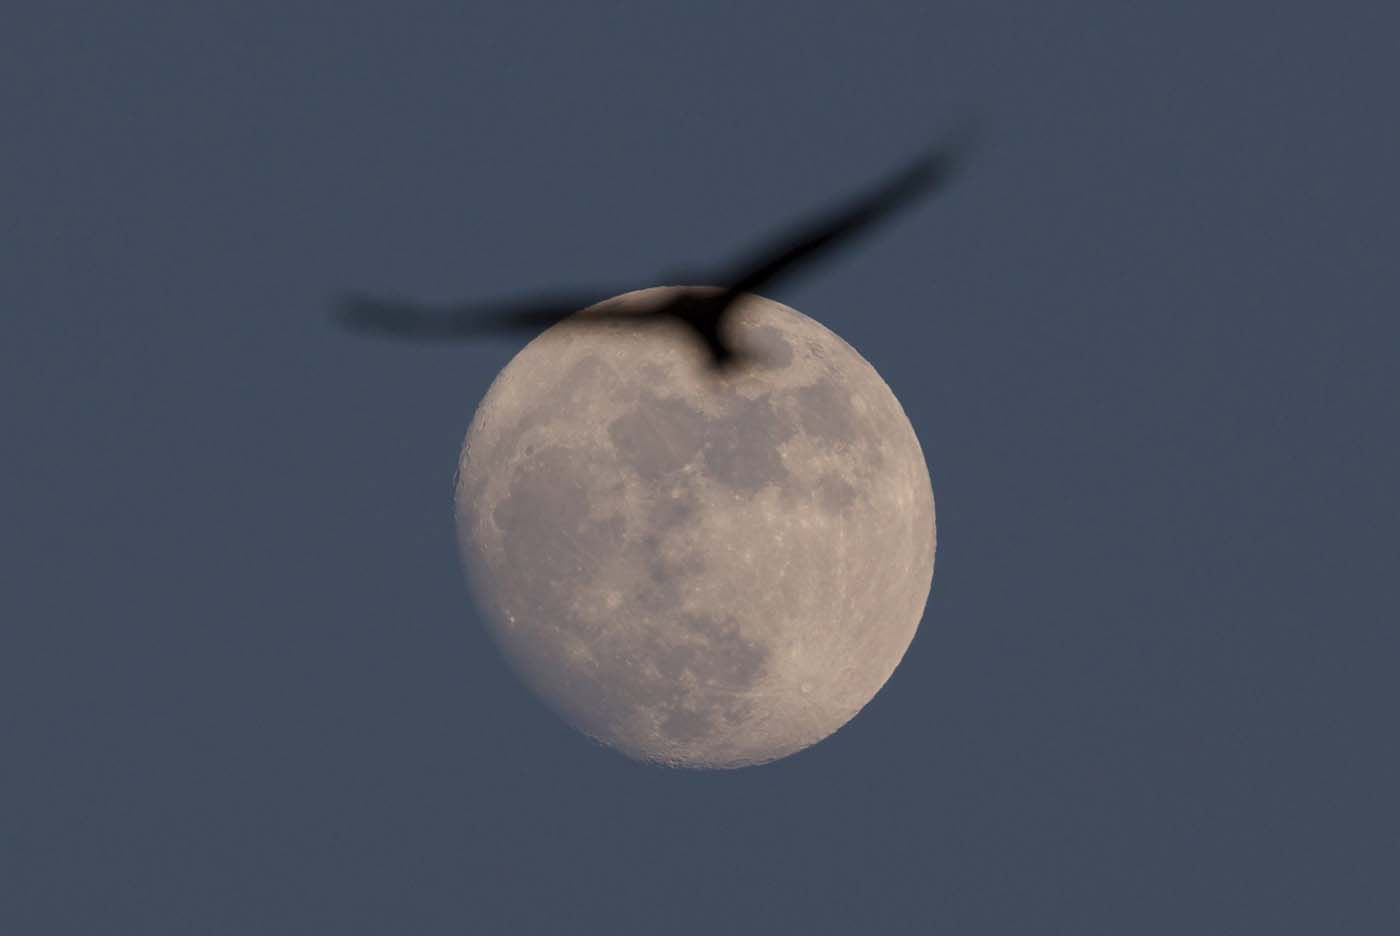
[[4, 2, 1397, 933]]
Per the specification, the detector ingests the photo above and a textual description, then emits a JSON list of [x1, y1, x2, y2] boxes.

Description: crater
[[741, 324, 794, 369]]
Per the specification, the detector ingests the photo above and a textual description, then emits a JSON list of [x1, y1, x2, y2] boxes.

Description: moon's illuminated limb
[[455, 287, 935, 768]]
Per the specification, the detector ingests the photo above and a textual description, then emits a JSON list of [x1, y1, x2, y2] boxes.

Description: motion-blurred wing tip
[[333, 295, 427, 334]]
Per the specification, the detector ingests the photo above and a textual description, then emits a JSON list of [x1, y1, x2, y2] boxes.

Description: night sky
[[4, 3, 1398, 933]]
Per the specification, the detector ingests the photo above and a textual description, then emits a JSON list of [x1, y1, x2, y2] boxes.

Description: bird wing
[[335, 138, 971, 350], [717, 143, 967, 301], [334, 290, 622, 339]]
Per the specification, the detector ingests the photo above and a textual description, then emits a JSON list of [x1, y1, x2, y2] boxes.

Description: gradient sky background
[[3, 2, 1398, 933]]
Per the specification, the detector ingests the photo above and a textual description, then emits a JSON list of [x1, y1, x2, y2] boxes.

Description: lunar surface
[[455, 287, 935, 768]]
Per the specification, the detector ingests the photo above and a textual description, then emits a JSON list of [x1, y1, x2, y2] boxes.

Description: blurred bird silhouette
[[336, 140, 968, 370]]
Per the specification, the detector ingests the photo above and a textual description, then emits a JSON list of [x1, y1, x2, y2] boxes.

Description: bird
[[336, 139, 968, 370]]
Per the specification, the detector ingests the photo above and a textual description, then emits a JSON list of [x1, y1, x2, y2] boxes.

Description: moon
[[455, 287, 935, 768]]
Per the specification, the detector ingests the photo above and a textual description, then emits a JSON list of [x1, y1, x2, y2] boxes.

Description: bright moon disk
[[455, 287, 936, 768]]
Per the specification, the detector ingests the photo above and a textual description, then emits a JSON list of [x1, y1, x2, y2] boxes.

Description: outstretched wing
[[334, 290, 619, 339], [334, 138, 971, 354], [718, 142, 967, 300]]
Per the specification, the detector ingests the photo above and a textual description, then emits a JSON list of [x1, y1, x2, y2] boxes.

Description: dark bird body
[[337, 142, 966, 369]]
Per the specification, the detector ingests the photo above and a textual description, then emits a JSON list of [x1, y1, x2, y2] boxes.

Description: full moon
[[455, 287, 935, 768]]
